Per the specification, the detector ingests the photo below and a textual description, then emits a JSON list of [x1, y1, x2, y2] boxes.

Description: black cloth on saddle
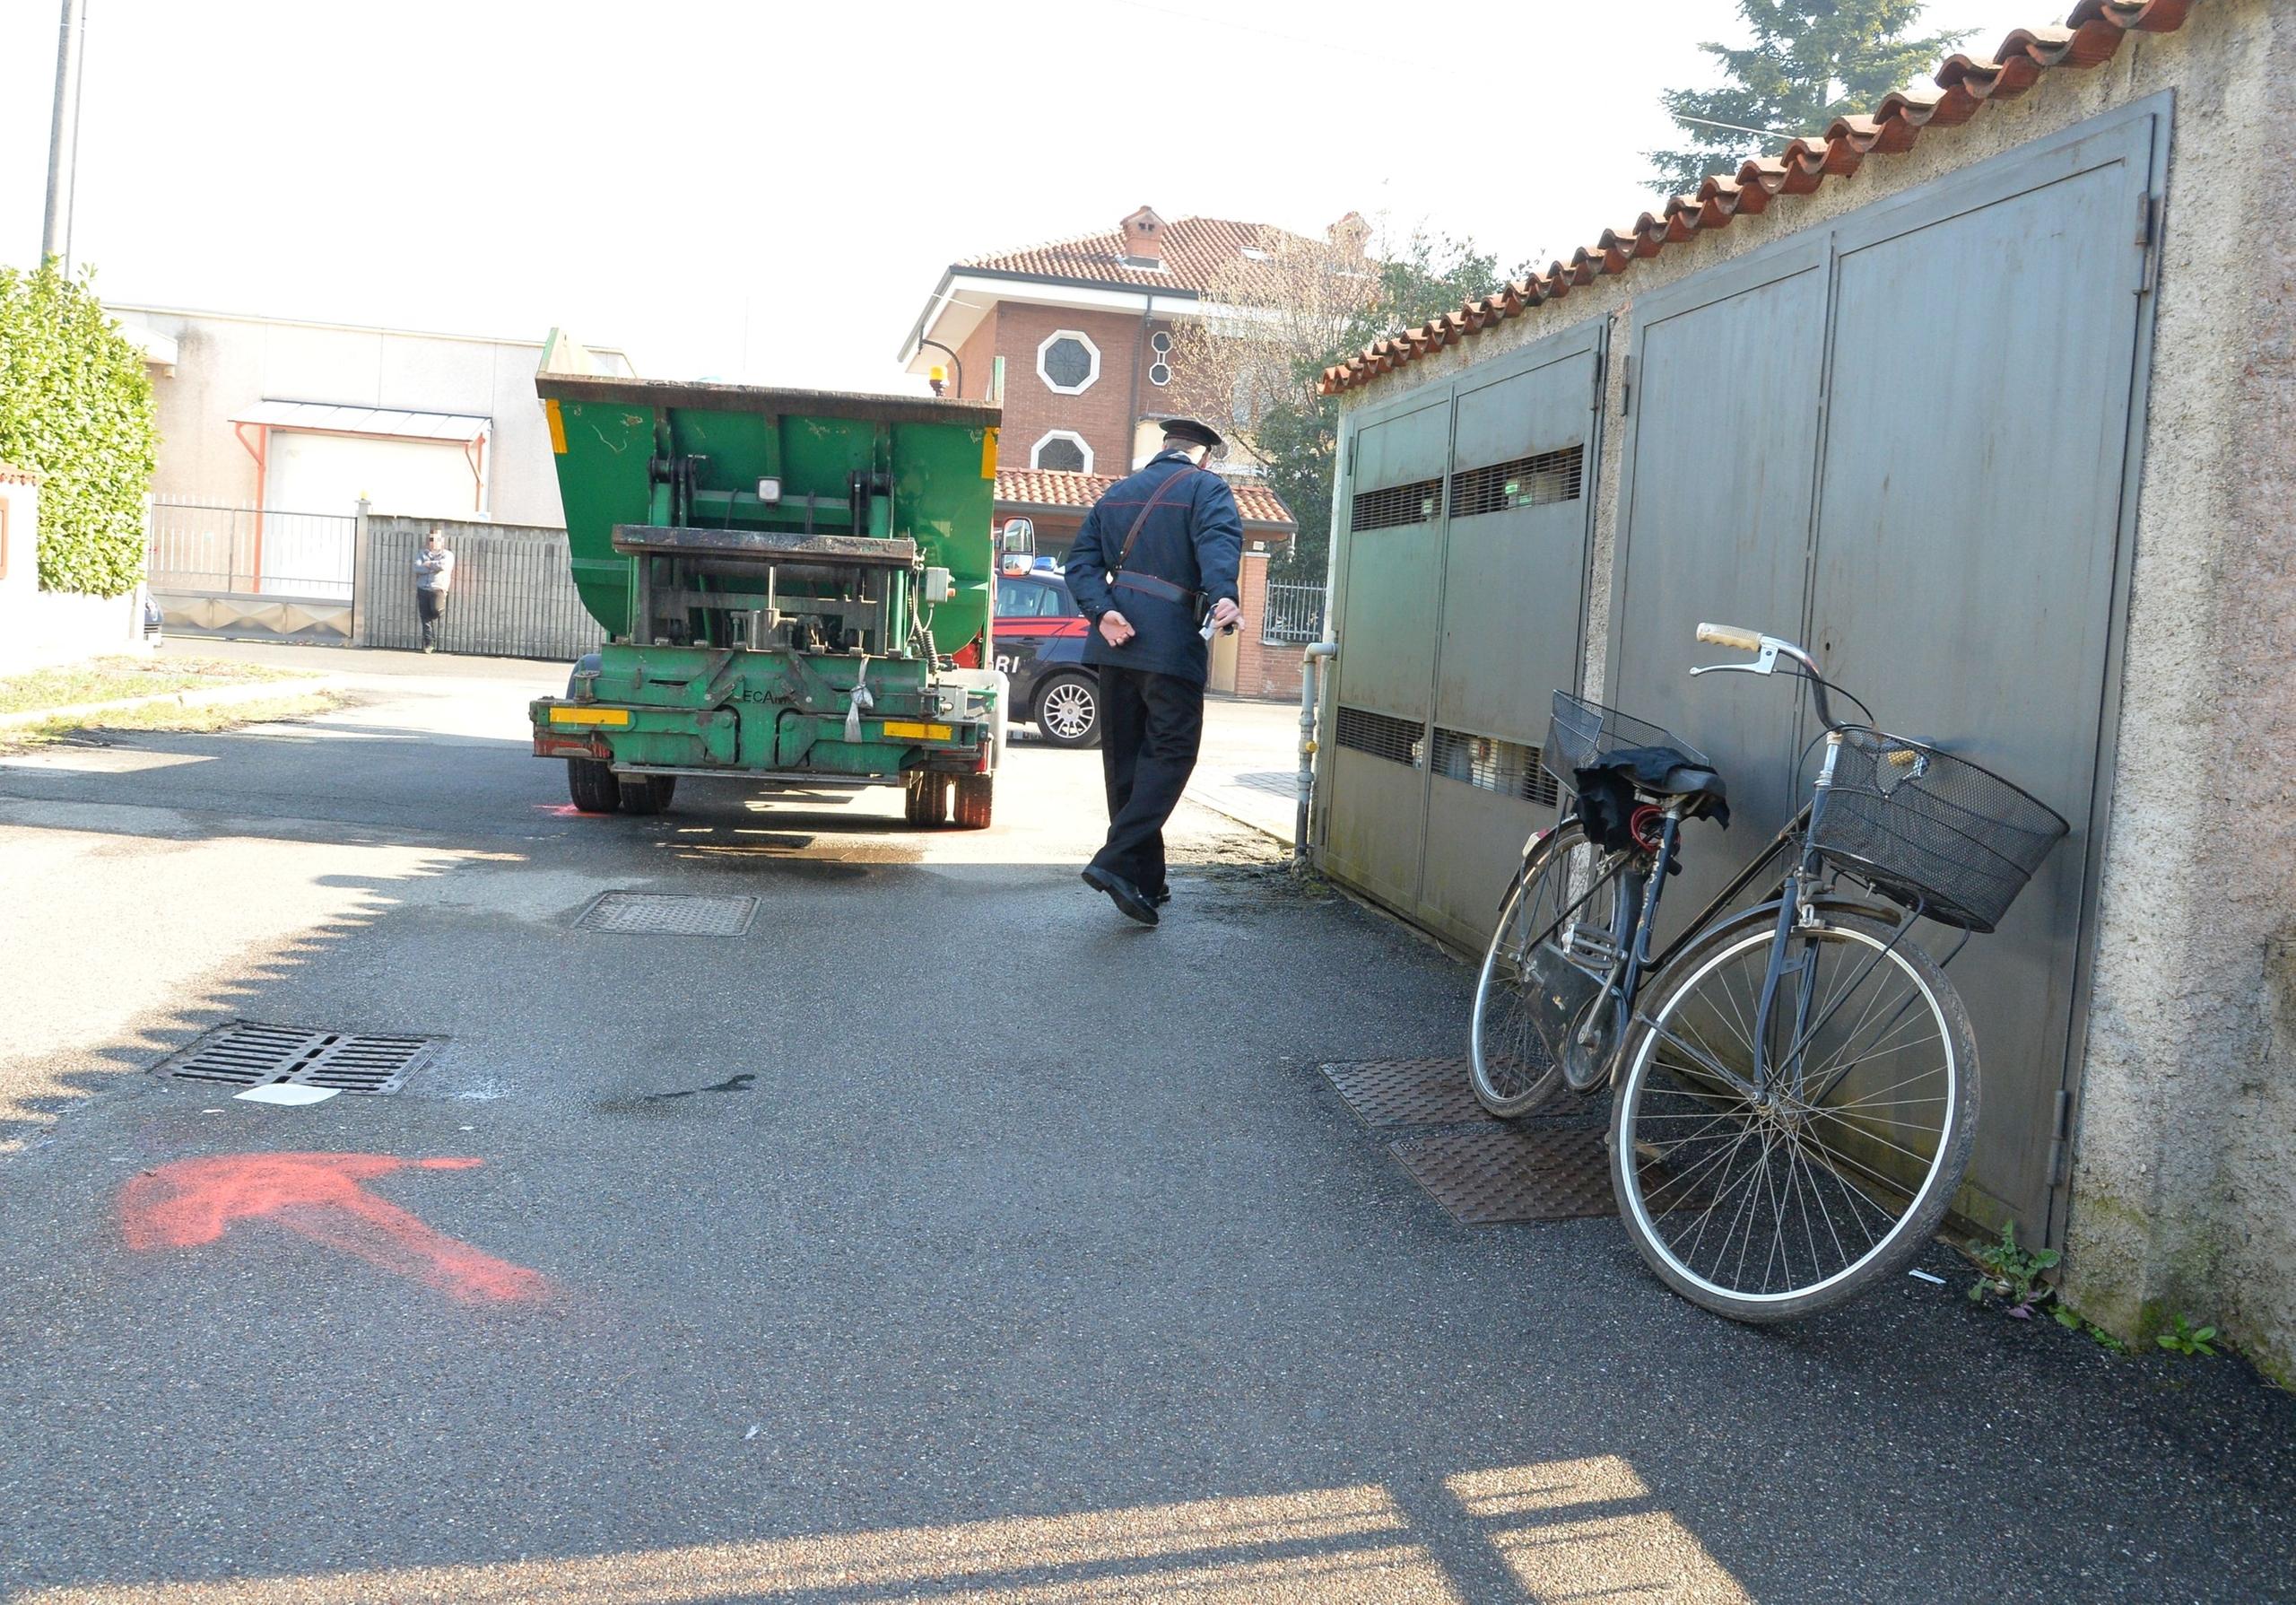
[[1573, 745, 1731, 853]]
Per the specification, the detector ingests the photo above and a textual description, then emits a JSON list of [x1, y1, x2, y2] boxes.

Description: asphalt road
[[0, 645, 2290, 1604]]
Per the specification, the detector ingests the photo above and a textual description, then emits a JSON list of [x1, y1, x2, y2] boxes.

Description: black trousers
[[1092, 665, 1205, 897], [416, 589, 447, 647]]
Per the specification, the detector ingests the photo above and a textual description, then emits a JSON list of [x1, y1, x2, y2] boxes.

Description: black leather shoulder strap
[[1114, 466, 1203, 572]]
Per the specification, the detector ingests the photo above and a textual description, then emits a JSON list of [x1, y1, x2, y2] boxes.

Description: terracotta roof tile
[[996, 468, 1296, 530], [962, 217, 1312, 296], [1321, 0, 2193, 396]]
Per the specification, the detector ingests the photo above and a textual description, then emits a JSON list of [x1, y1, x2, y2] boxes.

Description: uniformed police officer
[[1065, 418, 1245, 927]]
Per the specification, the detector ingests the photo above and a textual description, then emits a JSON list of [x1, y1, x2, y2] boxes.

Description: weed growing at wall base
[[1967, 1220, 2060, 1320], [0, 262, 159, 597]]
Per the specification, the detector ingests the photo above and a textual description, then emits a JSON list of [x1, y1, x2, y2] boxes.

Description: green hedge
[[0, 263, 158, 598]]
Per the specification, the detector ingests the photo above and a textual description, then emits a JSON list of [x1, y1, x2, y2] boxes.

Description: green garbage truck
[[527, 374, 1008, 827]]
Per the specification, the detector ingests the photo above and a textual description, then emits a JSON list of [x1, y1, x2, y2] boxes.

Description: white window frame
[[1031, 429, 1095, 474], [1035, 329, 1101, 396]]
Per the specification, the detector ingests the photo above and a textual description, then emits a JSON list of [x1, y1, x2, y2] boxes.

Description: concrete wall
[[113, 307, 629, 528], [1329, 2, 2296, 1376], [0, 478, 146, 676]]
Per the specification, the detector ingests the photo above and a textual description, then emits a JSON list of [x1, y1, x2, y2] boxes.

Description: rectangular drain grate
[[1320, 1057, 1626, 1223], [151, 1021, 443, 1095], [577, 892, 759, 938], [1321, 1058, 1491, 1128], [1385, 1121, 1615, 1226]]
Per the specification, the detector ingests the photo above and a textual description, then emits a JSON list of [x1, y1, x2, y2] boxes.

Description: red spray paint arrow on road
[[121, 1152, 552, 1304]]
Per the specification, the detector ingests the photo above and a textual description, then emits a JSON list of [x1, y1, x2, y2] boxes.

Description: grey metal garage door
[[1606, 101, 2164, 1244], [1324, 324, 1606, 947]]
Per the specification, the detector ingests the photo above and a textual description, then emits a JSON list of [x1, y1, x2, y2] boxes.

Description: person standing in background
[[413, 527, 455, 653]]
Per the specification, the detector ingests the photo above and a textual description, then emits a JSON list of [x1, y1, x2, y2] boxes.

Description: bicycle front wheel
[[1611, 909, 1977, 1322]]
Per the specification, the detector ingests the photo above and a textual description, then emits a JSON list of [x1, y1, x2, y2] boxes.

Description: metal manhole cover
[[150, 1021, 443, 1095], [1385, 1121, 1617, 1224], [1321, 1058, 1488, 1127], [577, 892, 759, 937]]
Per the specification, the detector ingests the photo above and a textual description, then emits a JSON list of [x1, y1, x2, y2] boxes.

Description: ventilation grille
[[1448, 445, 1584, 519], [150, 1022, 442, 1095], [1335, 706, 1425, 768], [1432, 728, 1561, 807], [1350, 478, 1444, 533]]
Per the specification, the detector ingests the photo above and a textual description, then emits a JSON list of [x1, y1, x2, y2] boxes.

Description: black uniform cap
[[1159, 417, 1224, 452]]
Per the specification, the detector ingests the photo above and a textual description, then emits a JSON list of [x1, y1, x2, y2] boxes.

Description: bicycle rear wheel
[[1611, 908, 1977, 1322], [1470, 821, 1630, 1117]]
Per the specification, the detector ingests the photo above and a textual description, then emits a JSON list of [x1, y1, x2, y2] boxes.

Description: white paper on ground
[[234, 1083, 339, 1106]]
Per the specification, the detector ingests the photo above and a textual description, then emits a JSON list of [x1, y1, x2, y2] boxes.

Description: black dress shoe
[[1082, 864, 1159, 927], [1148, 888, 1171, 908]]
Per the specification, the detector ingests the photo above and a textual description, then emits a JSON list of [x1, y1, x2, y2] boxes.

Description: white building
[[113, 306, 633, 529]]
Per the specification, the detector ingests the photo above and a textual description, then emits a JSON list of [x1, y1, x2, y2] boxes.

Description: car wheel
[[1033, 673, 1100, 748]]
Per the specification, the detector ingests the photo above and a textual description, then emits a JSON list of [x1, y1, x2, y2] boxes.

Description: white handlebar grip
[[1697, 622, 1763, 651]]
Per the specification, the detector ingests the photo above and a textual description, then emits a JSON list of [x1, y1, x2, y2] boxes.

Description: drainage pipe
[[1296, 641, 1337, 862]]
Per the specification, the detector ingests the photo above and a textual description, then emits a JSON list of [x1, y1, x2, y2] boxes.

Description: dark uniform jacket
[[1065, 450, 1245, 685]]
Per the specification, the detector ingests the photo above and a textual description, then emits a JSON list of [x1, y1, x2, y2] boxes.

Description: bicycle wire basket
[[1809, 728, 2069, 933], [1544, 691, 1711, 793]]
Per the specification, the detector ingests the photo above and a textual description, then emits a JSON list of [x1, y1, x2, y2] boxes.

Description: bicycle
[[1468, 624, 2069, 1322]]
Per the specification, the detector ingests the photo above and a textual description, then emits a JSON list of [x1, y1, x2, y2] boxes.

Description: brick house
[[900, 205, 1326, 696], [900, 205, 1319, 478]]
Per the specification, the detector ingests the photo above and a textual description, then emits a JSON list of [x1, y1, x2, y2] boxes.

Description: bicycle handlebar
[[1691, 623, 1842, 730]]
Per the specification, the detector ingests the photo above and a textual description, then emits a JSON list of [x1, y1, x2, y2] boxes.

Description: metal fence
[[147, 497, 356, 598], [1262, 580, 1328, 644], [360, 515, 604, 662]]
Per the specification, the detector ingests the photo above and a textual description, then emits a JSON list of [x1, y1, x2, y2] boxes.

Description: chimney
[[1327, 211, 1370, 261], [1120, 205, 1166, 266]]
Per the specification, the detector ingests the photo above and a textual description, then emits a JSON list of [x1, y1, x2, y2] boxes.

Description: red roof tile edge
[[995, 468, 1296, 529], [1319, 0, 2193, 396], [0, 461, 45, 484]]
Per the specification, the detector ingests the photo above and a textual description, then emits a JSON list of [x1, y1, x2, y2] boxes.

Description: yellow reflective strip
[[548, 705, 630, 726], [544, 397, 568, 455], [980, 427, 997, 479], [882, 720, 952, 741]]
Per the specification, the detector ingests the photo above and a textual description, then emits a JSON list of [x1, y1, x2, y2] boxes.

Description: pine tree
[[1648, 1, 1972, 196]]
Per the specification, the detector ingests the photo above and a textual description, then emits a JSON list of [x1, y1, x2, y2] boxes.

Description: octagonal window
[[1031, 431, 1091, 473], [1037, 330, 1100, 395]]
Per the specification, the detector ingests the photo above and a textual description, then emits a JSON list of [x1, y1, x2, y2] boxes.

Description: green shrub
[[0, 262, 159, 598]]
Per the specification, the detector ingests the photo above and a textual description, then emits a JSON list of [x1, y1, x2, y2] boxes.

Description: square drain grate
[[577, 892, 759, 938], [1321, 1058, 1490, 1128], [151, 1021, 442, 1095], [1385, 1121, 1615, 1226]]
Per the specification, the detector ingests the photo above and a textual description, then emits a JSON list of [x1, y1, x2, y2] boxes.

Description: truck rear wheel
[[902, 771, 950, 827], [568, 758, 621, 814], [619, 773, 677, 816], [953, 773, 994, 830]]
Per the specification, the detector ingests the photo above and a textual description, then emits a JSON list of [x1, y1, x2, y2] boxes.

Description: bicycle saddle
[[1574, 745, 1731, 851]]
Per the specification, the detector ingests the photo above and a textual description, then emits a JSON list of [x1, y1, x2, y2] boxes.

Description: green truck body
[[528, 374, 1007, 825]]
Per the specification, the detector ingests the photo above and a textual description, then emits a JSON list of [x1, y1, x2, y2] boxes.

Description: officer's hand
[[1208, 598, 1241, 633], [1098, 611, 1135, 647]]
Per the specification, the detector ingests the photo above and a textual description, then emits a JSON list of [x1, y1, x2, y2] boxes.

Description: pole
[[40, 0, 87, 269], [64, 1, 88, 270]]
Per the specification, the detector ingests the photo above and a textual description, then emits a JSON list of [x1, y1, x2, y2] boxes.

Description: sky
[[1, 0, 2057, 392]]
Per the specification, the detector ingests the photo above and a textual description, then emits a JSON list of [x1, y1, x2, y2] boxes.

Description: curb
[[0, 675, 346, 733], [1184, 780, 1294, 846]]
